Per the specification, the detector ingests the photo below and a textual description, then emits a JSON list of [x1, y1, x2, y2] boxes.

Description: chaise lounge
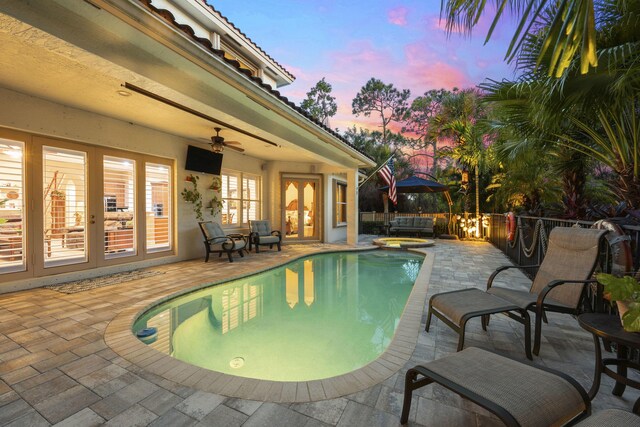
[[426, 226, 607, 359], [400, 346, 640, 426]]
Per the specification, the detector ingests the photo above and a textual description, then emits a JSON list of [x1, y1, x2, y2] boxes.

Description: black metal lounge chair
[[426, 227, 607, 358], [400, 347, 591, 426], [249, 220, 281, 253], [198, 221, 247, 263]]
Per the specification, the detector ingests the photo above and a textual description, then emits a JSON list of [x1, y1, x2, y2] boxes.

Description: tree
[[440, 0, 600, 77], [435, 89, 490, 224], [481, 0, 640, 217], [352, 78, 410, 143], [402, 89, 449, 176], [344, 126, 412, 211], [300, 78, 337, 125]]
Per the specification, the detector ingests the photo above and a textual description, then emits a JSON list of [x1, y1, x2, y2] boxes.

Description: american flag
[[378, 158, 397, 205]]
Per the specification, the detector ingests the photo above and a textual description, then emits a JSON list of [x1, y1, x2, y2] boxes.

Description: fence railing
[[360, 211, 639, 312]]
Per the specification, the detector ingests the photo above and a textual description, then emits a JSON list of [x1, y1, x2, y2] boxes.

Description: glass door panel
[[284, 180, 299, 238], [145, 163, 171, 253], [302, 181, 317, 238], [43, 146, 88, 267], [283, 177, 319, 241], [0, 139, 25, 273], [104, 156, 136, 259]]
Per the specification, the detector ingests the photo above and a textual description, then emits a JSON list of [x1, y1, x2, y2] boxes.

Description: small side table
[[578, 313, 640, 414]]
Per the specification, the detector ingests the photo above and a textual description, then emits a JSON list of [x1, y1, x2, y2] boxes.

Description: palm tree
[[435, 89, 490, 230], [480, 0, 639, 217], [439, 0, 639, 78]]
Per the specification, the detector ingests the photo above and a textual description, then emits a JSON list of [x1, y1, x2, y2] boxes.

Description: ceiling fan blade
[[224, 140, 242, 146], [226, 145, 245, 153]]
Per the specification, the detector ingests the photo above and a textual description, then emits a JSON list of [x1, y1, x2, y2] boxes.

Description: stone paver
[[0, 237, 638, 426]]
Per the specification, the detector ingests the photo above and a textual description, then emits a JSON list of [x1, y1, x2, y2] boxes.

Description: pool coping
[[104, 247, 434, 403]]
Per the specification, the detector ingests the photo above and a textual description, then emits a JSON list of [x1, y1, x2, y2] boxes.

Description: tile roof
[[198, 1, 295, 82], [137, 0, 373, 161]]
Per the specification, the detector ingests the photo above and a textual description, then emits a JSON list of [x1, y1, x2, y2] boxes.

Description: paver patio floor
[[0, 238, 638, 426]]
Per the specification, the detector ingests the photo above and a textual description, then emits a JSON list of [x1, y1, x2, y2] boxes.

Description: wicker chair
[[426, 227, 607, 358], [198, 221, 247, 263], [249, 220, 281, 253]]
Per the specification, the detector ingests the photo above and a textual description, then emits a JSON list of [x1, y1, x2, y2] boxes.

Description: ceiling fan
[[209, 127, 244, 153]]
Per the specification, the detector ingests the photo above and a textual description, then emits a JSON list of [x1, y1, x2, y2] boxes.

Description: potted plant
[[597, 273, 640, 332], [181, 174, 203, 221], [209, 176, 221, 192], [208, 195, 224, 216]]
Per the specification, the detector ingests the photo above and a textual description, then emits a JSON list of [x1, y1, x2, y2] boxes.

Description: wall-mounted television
[[185, 145, 223, 175]]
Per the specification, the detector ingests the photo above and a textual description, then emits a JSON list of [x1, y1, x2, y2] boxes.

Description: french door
[[282, 176, 320, 242], [0, 129, 173, 282]]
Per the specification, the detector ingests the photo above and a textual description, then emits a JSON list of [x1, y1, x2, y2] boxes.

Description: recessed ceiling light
[[117, 90, 131, 97]]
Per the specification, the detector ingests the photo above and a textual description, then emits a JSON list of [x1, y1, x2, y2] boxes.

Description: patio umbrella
[[378, 176, 449, 194], [378, 176, 455, 236]]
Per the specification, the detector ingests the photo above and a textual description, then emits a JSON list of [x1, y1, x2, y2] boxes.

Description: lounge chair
[[249, 220, 281, 253], [400, 347, 640, 426], [426, 227, 607, 358], [198, 221, 247, 263]]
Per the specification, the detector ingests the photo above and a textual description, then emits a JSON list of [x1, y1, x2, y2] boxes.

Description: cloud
[[388, 7, 408, 26]]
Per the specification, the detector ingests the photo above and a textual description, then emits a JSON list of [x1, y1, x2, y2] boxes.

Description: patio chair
[[198, 221, 247, 263], [426, 227, 607, 358], [400, 347, 593, 426], [249, 220, 281, 253]]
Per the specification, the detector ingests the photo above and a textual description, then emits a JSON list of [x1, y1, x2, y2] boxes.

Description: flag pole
[[358, 153, 395, 188]]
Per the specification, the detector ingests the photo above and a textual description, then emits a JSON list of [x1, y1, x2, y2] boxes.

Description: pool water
[[134, 250, 423, 381]]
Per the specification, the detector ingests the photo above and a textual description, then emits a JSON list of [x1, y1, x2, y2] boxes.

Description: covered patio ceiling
[[0, 0, 372, 168]]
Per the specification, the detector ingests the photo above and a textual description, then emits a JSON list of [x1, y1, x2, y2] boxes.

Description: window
[[145, 163, 171, 252], [0, 139, 25, 273], [221, 171, 261, 226], [104, 156, 136, 258], [334, 181, 347, 226]]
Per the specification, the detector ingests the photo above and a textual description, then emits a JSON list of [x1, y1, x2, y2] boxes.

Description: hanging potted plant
[[181, 174, 203, 221], [597, 273, 640, 332], [209, 176, 221, 192], [208, 195, 224, 216]]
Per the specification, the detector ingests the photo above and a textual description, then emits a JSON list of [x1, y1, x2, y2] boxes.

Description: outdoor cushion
[[413, 217, 433, 229], [251, 220, 272, 236], [257, 235, 279, 245], [202, 222, 225, 241]]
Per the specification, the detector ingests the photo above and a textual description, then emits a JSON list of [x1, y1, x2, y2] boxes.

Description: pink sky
[[216, 1, 516, 133]]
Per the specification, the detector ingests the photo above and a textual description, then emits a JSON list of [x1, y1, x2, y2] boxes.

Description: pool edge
[[104, 247, 435, 403]]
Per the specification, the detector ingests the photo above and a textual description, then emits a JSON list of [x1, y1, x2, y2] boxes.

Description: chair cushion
[[256, 235, 279, 245], [421, 347, 587, 426], [232, 239, 247, 250], [413, 217, 433, 229], [251, 220, 272, 236], [394, 217, 414, 227], [202, 222, 225, 240]]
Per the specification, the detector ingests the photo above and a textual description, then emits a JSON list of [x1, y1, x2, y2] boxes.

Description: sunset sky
[[216, 1, 517, 132]]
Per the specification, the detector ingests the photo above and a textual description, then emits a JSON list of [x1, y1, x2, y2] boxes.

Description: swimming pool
[[133, 250, 423, 382]]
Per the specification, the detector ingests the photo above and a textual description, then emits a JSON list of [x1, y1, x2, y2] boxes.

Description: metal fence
[[487, 214, 640, 273], [360, 211, 639, 312]]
